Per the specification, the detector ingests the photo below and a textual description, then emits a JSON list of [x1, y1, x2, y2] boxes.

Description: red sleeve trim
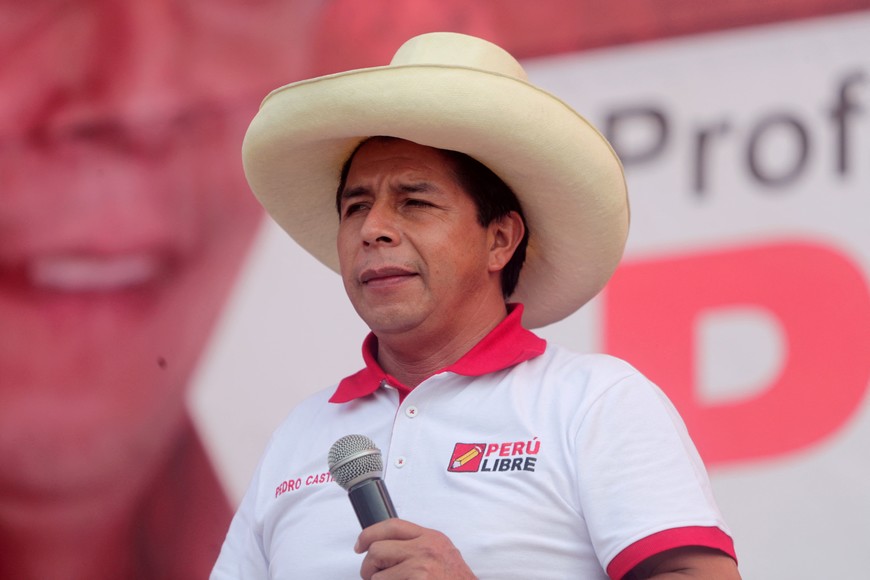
[[606, 526, 736, 580]]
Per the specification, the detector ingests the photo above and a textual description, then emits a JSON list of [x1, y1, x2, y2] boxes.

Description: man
[[213, 32, 740, 579]]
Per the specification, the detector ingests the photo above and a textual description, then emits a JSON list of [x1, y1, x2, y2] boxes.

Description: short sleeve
[[572, 370, 734, 578]]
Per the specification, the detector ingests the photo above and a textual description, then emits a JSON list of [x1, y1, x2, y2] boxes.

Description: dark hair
[[335, 137, 529, 299]]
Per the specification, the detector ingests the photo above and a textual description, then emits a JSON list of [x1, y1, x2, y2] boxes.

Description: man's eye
[[343, 203, 367, 217], [405, 199, 431, 207]]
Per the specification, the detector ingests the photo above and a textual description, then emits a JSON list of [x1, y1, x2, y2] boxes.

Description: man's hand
[[354, 519, 476, 580]]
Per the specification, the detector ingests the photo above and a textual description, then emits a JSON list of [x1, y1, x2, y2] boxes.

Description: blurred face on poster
[[0, 0, 315, 575]]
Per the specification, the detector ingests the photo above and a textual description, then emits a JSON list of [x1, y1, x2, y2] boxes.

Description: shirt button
[[405, 406, 419, 418], [394, 456, 407, 468]]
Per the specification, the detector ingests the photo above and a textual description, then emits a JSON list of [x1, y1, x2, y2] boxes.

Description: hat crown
[[389, 32, 528, 82]]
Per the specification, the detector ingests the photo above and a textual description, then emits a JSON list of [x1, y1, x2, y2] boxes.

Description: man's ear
[[487, 211, 525, 273]]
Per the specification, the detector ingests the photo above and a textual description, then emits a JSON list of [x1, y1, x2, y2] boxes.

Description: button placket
[[388, 380, 440, 474]]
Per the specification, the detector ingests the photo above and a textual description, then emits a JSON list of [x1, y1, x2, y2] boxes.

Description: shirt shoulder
[[519, 344, 656, 400]]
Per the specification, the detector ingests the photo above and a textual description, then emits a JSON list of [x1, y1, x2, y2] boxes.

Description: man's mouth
[[360, 266, 417, 285]]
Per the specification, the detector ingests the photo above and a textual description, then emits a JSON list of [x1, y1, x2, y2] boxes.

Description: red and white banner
[[7, 1, 868, 577]]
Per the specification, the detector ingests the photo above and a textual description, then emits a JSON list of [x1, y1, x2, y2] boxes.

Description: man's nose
[[40, 1, 191, 146], [360, 202, 400, 246]]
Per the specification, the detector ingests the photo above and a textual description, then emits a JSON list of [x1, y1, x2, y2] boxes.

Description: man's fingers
[[355, 518, 423, 553], [357, 522, 474, 580], [360, 539, 404, 579]]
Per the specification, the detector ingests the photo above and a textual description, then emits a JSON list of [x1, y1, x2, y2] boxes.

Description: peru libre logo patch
[[447, 438, 540, 473]]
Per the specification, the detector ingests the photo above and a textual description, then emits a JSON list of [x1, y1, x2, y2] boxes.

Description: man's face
[[0, 0, 312, 495], [337, 139, 501, 342]]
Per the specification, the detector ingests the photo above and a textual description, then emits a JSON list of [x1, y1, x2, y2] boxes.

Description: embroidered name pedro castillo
[[447, 438, 540, 473], [274, 470, 333, 498]]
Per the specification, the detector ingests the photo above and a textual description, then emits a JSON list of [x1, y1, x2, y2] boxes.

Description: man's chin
[[355, 305, 430, 338]]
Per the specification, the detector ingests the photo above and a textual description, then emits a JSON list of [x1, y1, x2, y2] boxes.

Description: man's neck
[[374, 303, 508, 389]]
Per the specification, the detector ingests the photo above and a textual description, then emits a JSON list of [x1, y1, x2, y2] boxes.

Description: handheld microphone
[[328, 434, 398, 528]]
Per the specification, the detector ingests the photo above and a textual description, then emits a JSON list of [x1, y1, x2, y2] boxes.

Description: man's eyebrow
[[339, 185, 369, 201], [399, 181, 438, 194], [341, 181, 438, 199]]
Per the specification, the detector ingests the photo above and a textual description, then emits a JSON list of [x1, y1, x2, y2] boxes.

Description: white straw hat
[[243, 32, 628, 328]]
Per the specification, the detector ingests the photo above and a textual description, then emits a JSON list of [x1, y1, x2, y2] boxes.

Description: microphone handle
[[348, 477, 398, 528]]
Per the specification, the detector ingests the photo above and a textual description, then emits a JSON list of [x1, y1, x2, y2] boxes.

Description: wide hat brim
[[243, 32, 629, 329]]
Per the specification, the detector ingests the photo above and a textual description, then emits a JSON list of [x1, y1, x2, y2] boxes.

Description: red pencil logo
[[447, 443, 484, 472]]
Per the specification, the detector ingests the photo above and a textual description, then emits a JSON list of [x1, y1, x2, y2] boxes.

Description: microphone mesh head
[[328, 434, 384, 490]]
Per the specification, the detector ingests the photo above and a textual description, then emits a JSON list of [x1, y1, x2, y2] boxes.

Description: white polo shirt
[[212, 306, 735, 579]]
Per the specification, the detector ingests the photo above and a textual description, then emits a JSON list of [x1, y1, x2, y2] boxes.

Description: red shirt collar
[[329, 304, 546, 404]]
